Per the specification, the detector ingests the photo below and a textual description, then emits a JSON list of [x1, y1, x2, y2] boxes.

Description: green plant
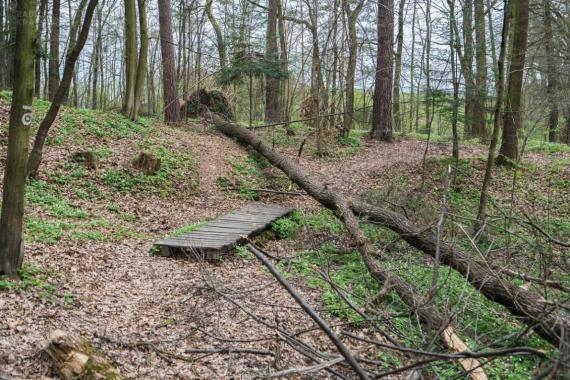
[[272, 211, 302, 239], [234, 245, 252, 260]]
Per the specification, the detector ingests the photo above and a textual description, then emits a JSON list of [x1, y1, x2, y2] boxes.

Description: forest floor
[[0, 94, 569, 379]]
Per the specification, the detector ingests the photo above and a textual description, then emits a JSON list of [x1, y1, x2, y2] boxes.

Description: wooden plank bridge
[[154, 203, 294, 259]]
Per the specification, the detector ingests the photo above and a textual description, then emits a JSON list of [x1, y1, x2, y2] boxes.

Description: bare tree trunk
[[473, 0, 488, 139], [342, 0, 364, 137], [158, 0, 180, 124], [48, 0, 61, 100], [462, 0, 474, 136], [265, 0, 280, 122], [0, 0, 36, 277], [132, 0, 148, 120], [476, 0, 510, 231], [34, 0, 47, 97], [122, 0, 137, 116], [497, 0, 529, 165], [370, 0, 394, 142], [543, 0, 558, 142], [392, 0, 405, 132]]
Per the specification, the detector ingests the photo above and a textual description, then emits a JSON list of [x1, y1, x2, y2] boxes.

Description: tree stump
[[72, 151, 98, 171], [42, 330, 123, 380], [133, 152, 161, 175]]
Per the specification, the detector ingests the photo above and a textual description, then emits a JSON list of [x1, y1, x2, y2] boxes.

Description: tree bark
[[0, 0, 35, 277], [462, 0, 474, 136], [158, 0, 180, 124], [122, 0, 137, 117], [27, 0, 98, 178], [48, 0, 61, 100], [342, 0, 364, 137], [476, 0, 510, 231], [497, 0, 529, 165], [132, 0, 148, 120], [34, 0, 47, 97], [392, 0, 405, 133], [265, 0, 280, 123], [543, 0, 558, 143], [370, 0, 394, 142], [473, 0, 488, 139]]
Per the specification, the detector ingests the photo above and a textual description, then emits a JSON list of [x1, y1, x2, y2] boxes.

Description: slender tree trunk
[[343, 0, 363, 137], [265, 0, 279, 122], [473, 0, 487, 139], [48, 0, 61, 100], [449, 0, 459, 162], [408, 1, 416, 132], [0, 0, 36, 277], [34, 0, 47, 97], [371, 0, 394, 142], [122, 0, 137, 116], [543, 0, 558, 142], [497, 0, 529, 165], [392, 0, 405, 132], [67, 0, 88, 106], [462, 0, 474, 136], [276, 0, 290, 124], [158, 0, 180, 124], [132, 0, 148, 120], [27, 0, 98, 178], [476, 0, 510, 231]]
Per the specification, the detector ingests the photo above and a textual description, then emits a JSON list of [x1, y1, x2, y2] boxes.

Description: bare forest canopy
[[0, 0, 569, 379]]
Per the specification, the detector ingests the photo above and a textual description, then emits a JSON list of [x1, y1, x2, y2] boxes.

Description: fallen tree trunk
[[214, 115, 488, 378], [212, 115, 569, 348]]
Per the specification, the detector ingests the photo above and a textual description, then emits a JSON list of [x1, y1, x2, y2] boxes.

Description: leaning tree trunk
[[212, 116, 569, 348], [27, 0, 99, 178], [497, 0, 529, 165], [0, 0, 36, 278], [205, 0, 226, 68], [370, 0, 394, 142], [158, 0, 180, 124]]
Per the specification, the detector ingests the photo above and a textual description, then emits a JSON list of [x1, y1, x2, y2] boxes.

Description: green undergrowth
[[24, 178, 143, 245], [0, 95, 203, 245], [0, 263, 73, 305]]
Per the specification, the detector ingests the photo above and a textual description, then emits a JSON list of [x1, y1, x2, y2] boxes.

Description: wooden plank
[[154, 203, 294, 259]]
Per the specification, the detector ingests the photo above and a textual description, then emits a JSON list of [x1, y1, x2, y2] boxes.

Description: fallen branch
[[247, 244, 370, 380], [212, 115, 569, 348]]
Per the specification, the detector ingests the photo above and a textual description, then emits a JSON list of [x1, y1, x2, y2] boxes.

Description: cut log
[[212, 114, 569, 348], [43, 330, 124, 380], [133, 152, 161, 175]]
